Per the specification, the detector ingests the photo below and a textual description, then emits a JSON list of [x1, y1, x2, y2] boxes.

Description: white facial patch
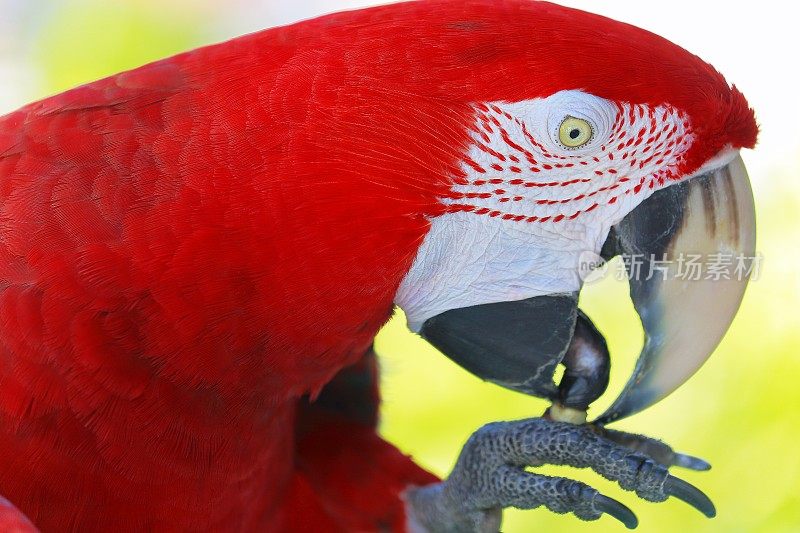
[[395, 90, 693, 332]]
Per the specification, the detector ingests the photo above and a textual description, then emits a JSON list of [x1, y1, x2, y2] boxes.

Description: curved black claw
[[672, 453, 712, 471], [594, 494, 638, 529], [593, 425, 712, 471], [664, 477, 717, 518]]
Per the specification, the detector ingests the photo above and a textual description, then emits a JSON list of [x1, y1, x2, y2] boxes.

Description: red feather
[[0, 497, 37, 532]]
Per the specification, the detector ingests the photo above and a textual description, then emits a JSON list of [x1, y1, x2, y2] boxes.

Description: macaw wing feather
[[292, 347, 439, 531]]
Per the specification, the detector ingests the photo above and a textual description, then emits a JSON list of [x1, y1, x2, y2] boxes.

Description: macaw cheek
[[596, 154, 757, 425]]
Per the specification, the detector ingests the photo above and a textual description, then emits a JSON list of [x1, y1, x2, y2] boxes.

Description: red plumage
[[0, 497, 36, 532], [0, 1, 755, 531]]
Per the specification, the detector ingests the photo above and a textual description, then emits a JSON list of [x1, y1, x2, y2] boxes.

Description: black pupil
[[569, 128, 581, 140]]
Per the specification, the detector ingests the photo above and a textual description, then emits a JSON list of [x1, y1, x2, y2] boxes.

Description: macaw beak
[[595, 153, 757, 424], [419, 154, 756, 423]]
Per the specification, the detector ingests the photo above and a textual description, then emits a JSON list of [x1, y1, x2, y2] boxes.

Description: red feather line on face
[[445, 100, 691, 223]]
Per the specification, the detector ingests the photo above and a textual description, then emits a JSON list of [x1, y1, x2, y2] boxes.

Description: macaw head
[[291, 1, 757, 421], [389, 0, 759, 422]]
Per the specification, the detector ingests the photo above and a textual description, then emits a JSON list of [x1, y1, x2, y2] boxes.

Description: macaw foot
[[405, 418, 714, 532]]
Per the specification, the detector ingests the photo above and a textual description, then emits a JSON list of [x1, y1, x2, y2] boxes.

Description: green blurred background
[[0, 1, 797, 531]]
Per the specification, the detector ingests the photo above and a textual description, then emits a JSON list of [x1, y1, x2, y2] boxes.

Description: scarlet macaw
[[0, 1, 757, 531]]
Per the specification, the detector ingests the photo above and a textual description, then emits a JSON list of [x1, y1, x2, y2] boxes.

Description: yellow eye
[[558, 116, 594, 148]]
